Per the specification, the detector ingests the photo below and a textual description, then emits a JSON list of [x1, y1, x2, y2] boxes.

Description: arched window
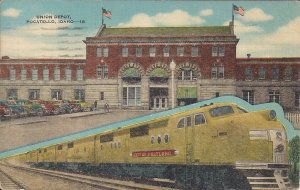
[[178, 67, 195, 81], [150, 68, 168, 83]]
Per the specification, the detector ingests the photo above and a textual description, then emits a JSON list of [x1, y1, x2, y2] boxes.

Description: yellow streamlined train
[[13, 102, 289, 189]]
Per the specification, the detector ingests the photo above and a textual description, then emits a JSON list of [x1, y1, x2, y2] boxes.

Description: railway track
[[1, 163, 176, 190], [0, 167, 26, 190]]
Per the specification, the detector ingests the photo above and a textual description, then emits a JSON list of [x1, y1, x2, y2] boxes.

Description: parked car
[[0, 100, 12, 121], [6, 100, 28, 118], [38, 100, 56, 115], [65, 100, 81, 113], [79, 101, 94, 112], [16, 99, 44, 116]]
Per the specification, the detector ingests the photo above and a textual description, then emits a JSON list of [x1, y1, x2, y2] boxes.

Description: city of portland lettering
[[132, 150, 176, 157]]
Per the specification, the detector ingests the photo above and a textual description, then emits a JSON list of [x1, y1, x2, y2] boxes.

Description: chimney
[[247, 54, 251, 59]]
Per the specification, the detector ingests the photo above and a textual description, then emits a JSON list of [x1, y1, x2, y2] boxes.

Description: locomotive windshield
[[209, 106, 234, 117]]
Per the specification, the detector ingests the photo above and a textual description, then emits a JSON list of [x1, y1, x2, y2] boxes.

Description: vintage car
[[65, 100, 81, 113], [0, 101, 12, 121], [38, 100, 56, 115], [79, 101, 94, 112], [16, 99, 44, 116], [6, 100, 28, 118]]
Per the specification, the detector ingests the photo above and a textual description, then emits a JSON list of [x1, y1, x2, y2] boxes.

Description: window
[[245, 67, 253, 80], [31, 67, 38, 80], [21, 67, 27, 80], [186, 116, 192, 127], [100, 133, 113, 143], [9, 66, 16, 80], [242, 90, 254, 104], [74, 89, 85, 101], [28, 89, 40, 100], [164, 134, 169, 143], [97, 47, 108, 57], [157, 135, 162, 144], [209, 106, 234, 117], [122, 47, 128, 57], [211, 65, 217, 79], [284, 66, 292, 81], [43, 67, 49, 81], [97, 65, 108, 79], [219, 46, 225, 56], [7, 89, 18, 99], [179, 67, 195, 80], [163, 46, 170, 57], [269, 90, 280, 103], [177, 47, 184, 56], [195, 113, 206, 125], [151, 136, 155, 144], [57, 145, 63, 150], [212, 46, 218, 57], [54, 66, 60, 81], [77, 66, 83, 81], [136, 47, 142, 57], [122, 87, 141, 106], [272, 67, 279, 80], [177, 118, 185, 128], [100, 92, 104, 100], [191, 46, 198, 57], [130, 125, 149, 138], [67, 142, 74, 148], [258, 67, 265, 80], [51, 89, 62, 100], [218, 65, 224, 79], [295, 92, 300, 107], [65, 66, 71, 81], [149, 47, 156, 57]]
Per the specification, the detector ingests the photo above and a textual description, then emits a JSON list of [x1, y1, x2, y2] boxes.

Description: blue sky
[[1, 0, 299, 58]]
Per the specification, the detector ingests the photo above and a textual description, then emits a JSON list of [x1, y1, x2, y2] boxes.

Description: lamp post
[[170, 60, 176, 109]]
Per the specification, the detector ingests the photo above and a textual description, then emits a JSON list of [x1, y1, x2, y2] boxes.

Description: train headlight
[[249, 130, 269, 140], [269, 110, 277, 121]]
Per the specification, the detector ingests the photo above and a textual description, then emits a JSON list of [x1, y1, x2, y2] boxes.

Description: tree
[[288, 135, 299, 186]]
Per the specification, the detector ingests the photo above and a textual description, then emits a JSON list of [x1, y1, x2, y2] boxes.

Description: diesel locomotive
[[9, 102, 290, 189]]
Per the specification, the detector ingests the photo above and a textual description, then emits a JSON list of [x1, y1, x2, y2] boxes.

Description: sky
[[0, 0, 299, 59]]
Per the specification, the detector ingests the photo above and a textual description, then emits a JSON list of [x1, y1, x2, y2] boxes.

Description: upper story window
[[295, 92, 300, 107], [245, 67, 253, 81], [195, 113, 206, 125], [65, 66, 72, 81], [258, 67, 265, 80], [97, 65, 108, 79], [149, 47, 156, 57], [51, 89, 62, 100], [32, 67, 38, 81], [163, 46, 170, 57], [7, 89, 18, 99], [122, 47, 128, 57], [271, 67, 279, 81], [218, 65, 224, 79], [211, 64, 224, 79], [77, 66, 83, 81], [212, 46, 225, 57], [191, 46, 199, 57], [211, 64, 218, 79], [54, 66, 60, 81], [9, 66, 16, 80], [177, 47, 184, 57], [43, 66, 49, 81], [178, 67, 195, 81], [136, 47, 142, 57], [96, 47, 108, 57], [284, 66, 292, 81], [21, 67, 27, 80], [269, 90, 280, 103]]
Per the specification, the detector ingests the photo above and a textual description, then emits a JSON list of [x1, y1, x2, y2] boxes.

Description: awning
[[122, 68, 141, 78], [177, 87, 197, 98], [149, 68, 169, 78]]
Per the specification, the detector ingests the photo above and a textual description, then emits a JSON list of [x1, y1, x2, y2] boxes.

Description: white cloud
[[240, 8, 273, 22], [223, 20, 262, 34], [118, 9, 205, 27], [199, 9, 213, 17], [2, 8, 21, 17]]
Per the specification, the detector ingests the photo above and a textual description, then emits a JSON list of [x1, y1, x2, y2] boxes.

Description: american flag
[[233, 5, 245, 16], [102, 8, 112, 19]]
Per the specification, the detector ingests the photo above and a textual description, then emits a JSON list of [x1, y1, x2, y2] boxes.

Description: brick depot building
[[0, 24, 300, 111]]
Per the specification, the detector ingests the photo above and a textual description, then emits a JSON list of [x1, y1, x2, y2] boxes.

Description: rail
[[285, 112, 300, 129], [0, 166, 26, 190], [1, 163, 176, 190]]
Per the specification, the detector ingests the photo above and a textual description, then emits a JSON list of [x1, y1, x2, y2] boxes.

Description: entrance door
[[152, 96, 168, 110]]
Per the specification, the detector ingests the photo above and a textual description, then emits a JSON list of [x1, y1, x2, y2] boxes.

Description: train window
[[39, 150, 42, 153], [164, 134, 169, 143], [67, 142, 74, 148], [130, 125, 149, 138], [57, 145, 63, 150], [100, 133, 113, 143], [209, 106, 234, 117], [157, 135, 162, 144], [195, 113, 206, 125], [177, 118, 185, 128], [100, 144, 103, 150], [118, 142, 121, 148], [44, 148, 47, 153], [186, 116, 192, 127], [151, 136, 155, 144], [114, 142, 117, 148]]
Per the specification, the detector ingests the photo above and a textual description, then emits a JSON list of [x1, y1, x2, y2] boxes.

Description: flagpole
[[101, 7, 104, 25], [232, 4, 234, 27]]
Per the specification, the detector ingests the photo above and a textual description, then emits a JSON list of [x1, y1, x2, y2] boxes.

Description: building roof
[[237, 57, 300, 65], [0, 58, 86, 65], [97, 25, 232, 37]]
